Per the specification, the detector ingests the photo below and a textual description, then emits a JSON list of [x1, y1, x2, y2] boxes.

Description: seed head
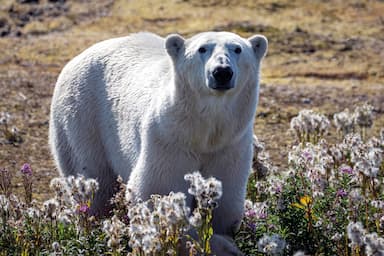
[[257, 233, 286, 255], [347, 222, 366, 247]]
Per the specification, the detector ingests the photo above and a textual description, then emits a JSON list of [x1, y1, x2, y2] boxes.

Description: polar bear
[[49, 31, 267, 255]]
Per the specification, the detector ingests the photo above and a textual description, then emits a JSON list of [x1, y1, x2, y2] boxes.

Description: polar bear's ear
[[165, 34, 185, 60], [248, 35, 268, 60]]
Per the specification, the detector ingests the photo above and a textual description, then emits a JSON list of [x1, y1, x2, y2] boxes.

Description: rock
[[0, 18, 11, 37], [48, 0, 66, 3], [17, 0, 39, 4], [302, 98, 312, 104]]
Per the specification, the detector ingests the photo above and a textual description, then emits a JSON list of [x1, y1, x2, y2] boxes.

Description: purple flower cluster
[[20, 163, 32, 176]]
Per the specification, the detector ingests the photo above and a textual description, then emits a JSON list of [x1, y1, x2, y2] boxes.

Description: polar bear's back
[[87, 32, 166, 63], [60, 32, 168, 83], [50, 32, 171, 181], [54, 32, 169, 96]]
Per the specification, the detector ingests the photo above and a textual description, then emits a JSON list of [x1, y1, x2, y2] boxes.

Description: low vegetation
[[1, 104, 383, 255]]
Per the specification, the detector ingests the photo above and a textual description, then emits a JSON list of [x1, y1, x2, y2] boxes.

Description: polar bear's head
[[165, 32, 267, 96]]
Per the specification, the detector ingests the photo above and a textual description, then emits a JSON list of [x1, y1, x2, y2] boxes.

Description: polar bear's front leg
[[127, 133, 200, 202], [200, 139, 252, 256], [204, 138, 253, 237]]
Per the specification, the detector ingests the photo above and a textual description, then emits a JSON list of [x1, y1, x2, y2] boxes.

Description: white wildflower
[[128, 200, 160, 254], [255, 180, 268, 195], [329, 145, 343, 164], [50, 177, 68, 195], [128, 191, 190, 254], [125, 186, 138, 206], [288, 142, 332, 195], [371, 200, 384, 210], [290, 116, 304, 138], [244, 200, 268, 220], [142, 232, 161, 254], [85, 178, 99, 196], [43, 198, 59, 219], [367, 146, 383, 168], [380, 216, 384, 230], [253, 151, 274, 178], [189, 208, 203, 227], [363, 232, 384, 256], [49, 177, 73, 206], [290, 109, 330, 142], [347, 222, 366, 247], [349, 188, 364, 203], [57, 209, 73, 225], [103, 215, 126, 252], [354, 103, 374, 128], [331, 233, 343, 241], [253, 134, 265, 154], [26, 207, 41, 219], [184, 171, 222, 209], [51, 175, 99, 214], [0, 194, 9, 212], [51, 241, 61, 253], [0, 112, 11, 125], [355, 160, 379, 178], [267, 175, 284, 195], [333, 108, 355, 135], [257, 233, 286, 255]]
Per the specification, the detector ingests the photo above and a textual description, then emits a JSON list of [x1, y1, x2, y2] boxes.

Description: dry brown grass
[[0, 0, 383, 200]]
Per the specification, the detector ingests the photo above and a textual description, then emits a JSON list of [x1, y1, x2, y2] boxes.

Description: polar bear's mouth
[[211, 83, 233, 91]]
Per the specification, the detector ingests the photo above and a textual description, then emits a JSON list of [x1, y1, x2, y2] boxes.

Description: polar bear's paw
[[210, 234, 244, 256]]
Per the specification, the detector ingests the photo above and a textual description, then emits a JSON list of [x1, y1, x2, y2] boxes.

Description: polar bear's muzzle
[[209, 66, 234, 91]]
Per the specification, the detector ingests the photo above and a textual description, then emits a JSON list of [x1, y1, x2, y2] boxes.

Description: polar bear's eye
[[234, 47, 242, 54], [198, 47, 207, 54]]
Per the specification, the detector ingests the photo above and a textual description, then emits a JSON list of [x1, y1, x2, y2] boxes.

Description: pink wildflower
[[77, 204, 90, 214], [20, 163, 32, 176], [340, 165, 353, 175], [336, 189, 348, 197]]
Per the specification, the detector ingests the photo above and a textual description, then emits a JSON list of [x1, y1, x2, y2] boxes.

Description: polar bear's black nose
[[212, 66, 233, 85]]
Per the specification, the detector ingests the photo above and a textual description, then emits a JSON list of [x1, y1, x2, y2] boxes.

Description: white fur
[[49, 31, 267, 255]]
